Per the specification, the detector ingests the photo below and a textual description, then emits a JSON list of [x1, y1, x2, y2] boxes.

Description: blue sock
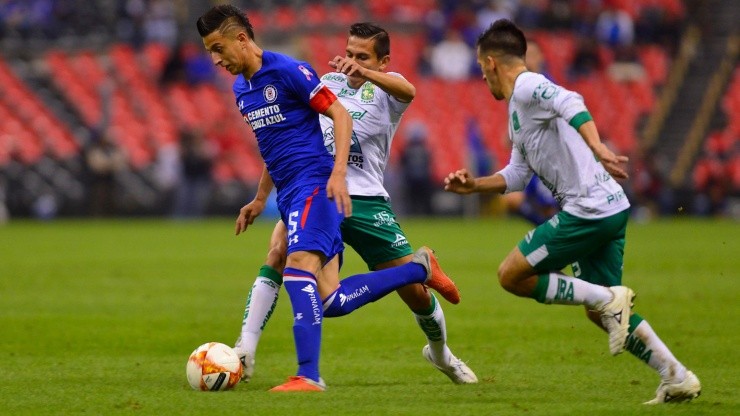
[[323, 262, 426, 317], [283, 267, 322, 382]]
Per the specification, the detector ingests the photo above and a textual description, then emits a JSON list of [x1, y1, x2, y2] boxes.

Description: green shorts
[[517, 209, 629, 286], [341, 196, 413, 270]]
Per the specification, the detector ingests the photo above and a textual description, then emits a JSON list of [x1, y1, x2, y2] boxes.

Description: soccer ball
[[186, 342, 242, 391]]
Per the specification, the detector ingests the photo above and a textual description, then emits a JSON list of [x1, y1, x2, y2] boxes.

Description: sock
[[531, 272, 612, 308], [413, 294, 452, 365], [283, 267, 322, 382], [626, 314, 687, 383], [322, 262, 427, 317], [237, 265, 282, 357]]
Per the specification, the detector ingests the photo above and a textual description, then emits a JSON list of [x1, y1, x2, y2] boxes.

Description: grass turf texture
[[1, 217, 737, 415]]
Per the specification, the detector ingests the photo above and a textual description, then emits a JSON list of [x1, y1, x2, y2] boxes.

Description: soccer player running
[[444, 19, 700, 404], [233, 23, 477, 386], [197, 5, 460, 392]]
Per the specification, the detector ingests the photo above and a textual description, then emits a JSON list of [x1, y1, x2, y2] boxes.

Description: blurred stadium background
[[0, 0, 737, 222]]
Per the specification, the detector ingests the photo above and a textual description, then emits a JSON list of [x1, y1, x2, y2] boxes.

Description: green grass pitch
[[1, 217, 738, 415]]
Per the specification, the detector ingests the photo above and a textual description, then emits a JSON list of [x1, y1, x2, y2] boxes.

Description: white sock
[[542, 273, 613, 308], [414, 295, 452, 365], [627, 320, 687, 383], [237, 276, 280, 357]]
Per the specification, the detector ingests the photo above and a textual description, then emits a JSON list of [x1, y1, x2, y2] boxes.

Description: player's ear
[[378, 55, 390, 71]]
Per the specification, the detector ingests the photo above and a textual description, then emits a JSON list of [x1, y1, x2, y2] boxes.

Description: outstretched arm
[[444, 169, 508, 195]]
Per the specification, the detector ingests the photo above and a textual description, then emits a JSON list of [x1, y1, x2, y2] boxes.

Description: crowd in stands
[[0, 0, 737, 219]]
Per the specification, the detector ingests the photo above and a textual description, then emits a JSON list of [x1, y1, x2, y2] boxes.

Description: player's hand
[[593, 143, 629, 180], [444, 169, 477, 194], [329, 56, 365, 78], [235, 199, 266, 236], [327, 173, 352, 217]]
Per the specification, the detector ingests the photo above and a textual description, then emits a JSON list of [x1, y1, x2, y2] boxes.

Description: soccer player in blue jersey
[[233, 22, 478, 386], [197, 5, 460, 392]]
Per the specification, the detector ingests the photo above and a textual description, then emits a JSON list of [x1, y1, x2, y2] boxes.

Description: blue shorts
[[278, 184, 344, 262]]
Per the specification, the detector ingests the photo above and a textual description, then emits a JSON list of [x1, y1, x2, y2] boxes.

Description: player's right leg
[[234, 220, 288, 382]]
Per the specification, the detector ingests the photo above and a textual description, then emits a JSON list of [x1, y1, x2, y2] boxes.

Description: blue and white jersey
[[233, 51, 338, 201]]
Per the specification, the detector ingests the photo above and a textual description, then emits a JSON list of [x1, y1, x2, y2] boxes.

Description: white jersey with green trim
[[497, 71, 630, 219], [319, 72, 410, 198]]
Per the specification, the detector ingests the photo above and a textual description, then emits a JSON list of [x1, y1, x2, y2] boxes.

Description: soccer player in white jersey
[[233, 23, 477, 386], [444, 19, 700, 404]]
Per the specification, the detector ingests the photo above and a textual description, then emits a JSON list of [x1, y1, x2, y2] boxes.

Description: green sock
[[259, 265, 283, 285], [531, 273, 550, 303]]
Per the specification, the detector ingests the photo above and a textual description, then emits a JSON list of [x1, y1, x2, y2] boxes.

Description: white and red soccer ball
[[186, 342, 242, 391]]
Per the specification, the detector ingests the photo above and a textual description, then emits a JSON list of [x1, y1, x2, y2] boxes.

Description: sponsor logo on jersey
[[244, 104, 287, 131], [323, 127, 364, 168], [263, 85, 277, 103], [322, 73, 345, 83], [298, 65, 313, 81], [337, 87, 357, 98]]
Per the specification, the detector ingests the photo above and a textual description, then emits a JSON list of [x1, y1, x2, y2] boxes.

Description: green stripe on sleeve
[[569, 111, 593, 130]]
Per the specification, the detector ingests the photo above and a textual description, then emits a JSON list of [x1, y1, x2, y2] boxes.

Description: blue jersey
[[233, 51, 337, 201]]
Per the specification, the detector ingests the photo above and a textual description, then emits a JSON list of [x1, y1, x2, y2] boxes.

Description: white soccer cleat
[[597, 286, 635, 355], [422, 345, 478, 384], [644, 371, 701, 404], [233, 338, 255, 383]]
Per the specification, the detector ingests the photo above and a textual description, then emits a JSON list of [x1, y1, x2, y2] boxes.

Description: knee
[[497, 262, 517, 293], [265, 243, 287, 274]]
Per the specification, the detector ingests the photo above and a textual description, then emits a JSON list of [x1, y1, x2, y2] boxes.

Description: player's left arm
[[576, 121, 629, 179], [539, 83, 629, 179], [323, 100, 353, 216], [330, 56, 415, 102]]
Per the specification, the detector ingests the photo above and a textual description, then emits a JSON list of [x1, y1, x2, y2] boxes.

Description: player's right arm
[[330, 56, 415, 103], [445, 144, 529, 195], [235, 164, 273, 235]]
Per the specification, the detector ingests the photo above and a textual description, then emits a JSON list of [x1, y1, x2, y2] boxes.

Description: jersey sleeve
[[283, 62, 337, 113], [496, 144, 533, 193], [517, 75, 591, 128], [383, 72, 412, 118]]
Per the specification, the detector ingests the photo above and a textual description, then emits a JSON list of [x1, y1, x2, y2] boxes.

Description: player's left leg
[[499, 210, 635, 355], [578, 245, 701, 404], [340, 197, 476, 383]]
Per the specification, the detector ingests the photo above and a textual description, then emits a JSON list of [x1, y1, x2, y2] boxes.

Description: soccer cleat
[[644, 371, 701, 405], [422, 345, 478, 384], [235, 349, 255, 383], [269, 376, 326, 392], [597, 286, 635, 355], [412, 246, 460, 304]]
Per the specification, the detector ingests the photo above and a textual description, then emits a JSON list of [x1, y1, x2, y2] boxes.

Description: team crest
[[360, 82, 375, 102], [263, 85, 277, 103]]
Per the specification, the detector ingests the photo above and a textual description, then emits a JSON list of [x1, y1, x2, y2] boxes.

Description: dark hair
[[196, 4, 254, 39], [476, 19, 526, 58], [349, 22, 390, 58]]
